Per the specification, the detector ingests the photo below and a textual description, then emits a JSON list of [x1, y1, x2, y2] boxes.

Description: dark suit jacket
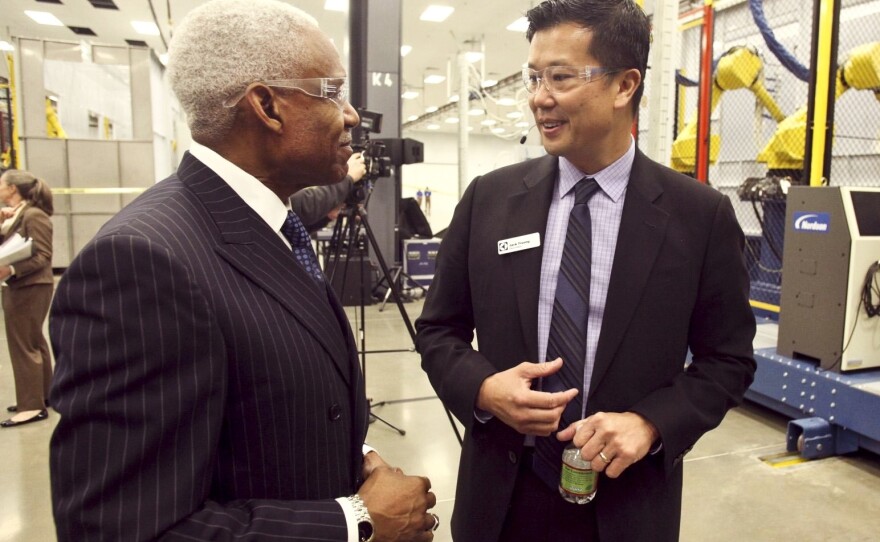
[[415, 150, 756, 542], [49, 153, 369, 541]]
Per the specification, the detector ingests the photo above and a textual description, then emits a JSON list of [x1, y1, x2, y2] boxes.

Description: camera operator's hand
[[348, 153, 367, 183]]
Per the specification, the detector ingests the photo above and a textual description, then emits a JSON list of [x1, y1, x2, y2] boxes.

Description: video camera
[[352, 109, 393, 184]]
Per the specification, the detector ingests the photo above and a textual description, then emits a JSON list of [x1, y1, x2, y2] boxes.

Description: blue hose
[[749, 0, 810, 82]]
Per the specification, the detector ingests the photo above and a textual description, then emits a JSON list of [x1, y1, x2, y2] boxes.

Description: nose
[[342, 100, 360, 128], [530, 80, 556, 110]]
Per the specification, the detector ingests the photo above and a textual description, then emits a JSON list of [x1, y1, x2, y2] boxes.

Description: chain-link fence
[[669, 0, 880, 316]]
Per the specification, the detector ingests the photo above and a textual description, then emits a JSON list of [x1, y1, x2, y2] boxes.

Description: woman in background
[[0, 169, 54, 427]]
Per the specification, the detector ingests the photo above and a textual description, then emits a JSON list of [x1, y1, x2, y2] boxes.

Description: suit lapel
[[590, 151, 669, 395], [177, 153, 354, 385], [507, 155, 558, 362]]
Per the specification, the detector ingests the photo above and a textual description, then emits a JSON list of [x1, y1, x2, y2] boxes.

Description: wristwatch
[[347, 494, 374, 542]]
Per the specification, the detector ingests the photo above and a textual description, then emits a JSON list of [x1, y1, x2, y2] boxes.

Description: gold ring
[[430, 513, 440, 532], [598, 451, 612, 464]]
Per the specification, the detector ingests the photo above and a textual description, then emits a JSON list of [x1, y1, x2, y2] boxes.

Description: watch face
[[358, 520, 374, 541]]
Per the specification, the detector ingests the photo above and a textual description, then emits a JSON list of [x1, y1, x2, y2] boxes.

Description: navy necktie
[[533, 177, 600, 490], [281, 210, 324, 283]]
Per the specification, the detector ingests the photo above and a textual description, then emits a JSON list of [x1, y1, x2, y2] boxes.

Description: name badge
[[498, 233, 541, 255]]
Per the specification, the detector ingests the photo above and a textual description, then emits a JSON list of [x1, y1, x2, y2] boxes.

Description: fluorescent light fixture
[[491, 127, 505, 134], [407, 115, 419, 121], [468, 108, 485, 116], [515, 121, 530, 128], [424, 74, 446, 85], [498, 98, 517, 106], [402, 90, 420, 100], [400, 45, 413, 57], [465, 51, 483, 63], [426, 106, 439, 113], [324, 0, 347, 12], [449, 94, 460, 102], [482, 79, 498, 88], [427, 123, 441, 130], [25, 10, 64, 26], [507, 111, 523, 119], [481, 119, 497, 126], [420, 5, 455, 22], [445, 117, 459, 124], [507, 17, 529, 32], [131, 20, 160, 36], [0, 41, 14, 52]]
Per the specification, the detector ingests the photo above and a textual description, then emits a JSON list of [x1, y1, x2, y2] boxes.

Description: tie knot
[[281, 210, 311, 249], [573, 177, 599, 205]]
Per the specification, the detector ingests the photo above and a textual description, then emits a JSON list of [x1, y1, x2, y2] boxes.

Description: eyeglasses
[[223, 77, 349, 109], [522, 66, 621, 95]]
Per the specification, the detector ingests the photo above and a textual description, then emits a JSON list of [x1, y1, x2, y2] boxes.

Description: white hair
[[167, 0, 321, 142]]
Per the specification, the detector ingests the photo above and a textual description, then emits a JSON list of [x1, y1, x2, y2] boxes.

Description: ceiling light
[[506, 111, 523, 119], [427, 123, 441, 130], [449, 94, 459, 102], [131, 20, 160, 36], [407, 115, 419, 121], [420, 5, 455, 22], [324, 0, 347, 12], [507, 17, 529, 32], [25, 10, 64, 26], [498, 98, 517, 106], [400, 45, 412, 57], [424, 74, 446, 85], [468, 108, 485, 116], [0, 41, 14, 52], [467, 126, 474, 132], [492, 127, 506, 134], [465, 52, 483, 63], [481, 119, 497, 126], [482, 79, 498, 88], [426, 106, 439, 113], [445, 117, 459, 124], [515, 121, 530, 128], [402, 90, 420, 100]]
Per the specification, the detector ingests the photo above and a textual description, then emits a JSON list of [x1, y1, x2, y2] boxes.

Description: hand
[[0, 207, 15, 219], [475, 359, 579, 436], [348, 153, 367, 183], [0, 266, 12, 281], [358, 467, 437, 542], [556, 411, 659, 478], [362, 450, 392, 480]]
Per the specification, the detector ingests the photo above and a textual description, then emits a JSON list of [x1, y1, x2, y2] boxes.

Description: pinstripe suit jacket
[[49, 153, 369, 541]]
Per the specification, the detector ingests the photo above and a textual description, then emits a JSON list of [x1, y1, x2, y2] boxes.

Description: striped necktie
[[281, 210, 324, 283], [533, 177, 600, 490]]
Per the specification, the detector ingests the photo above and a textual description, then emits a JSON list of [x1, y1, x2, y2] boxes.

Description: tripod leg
[[369, 409, 406, 435], [379, 267, 402, 312]]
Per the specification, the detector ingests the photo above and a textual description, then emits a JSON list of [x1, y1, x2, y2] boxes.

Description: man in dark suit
[[49, 1, 437, 540], [415, 1, 757, 541]]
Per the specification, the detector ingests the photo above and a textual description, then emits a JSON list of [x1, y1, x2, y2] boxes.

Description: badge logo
[[793, 212, 830, 233]]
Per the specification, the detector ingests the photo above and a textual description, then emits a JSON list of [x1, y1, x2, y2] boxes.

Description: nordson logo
[[793, 212, 831, 233]]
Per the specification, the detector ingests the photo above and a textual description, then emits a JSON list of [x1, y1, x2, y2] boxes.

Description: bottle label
[[560, 463, 596, 495]]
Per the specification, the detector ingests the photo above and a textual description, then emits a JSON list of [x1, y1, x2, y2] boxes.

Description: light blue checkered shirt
[[537, 139, 635, 419]]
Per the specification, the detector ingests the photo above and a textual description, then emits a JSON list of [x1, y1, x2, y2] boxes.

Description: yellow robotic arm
[[46, 97, 67, 139], [671, 46, 786, 174], [758, 42, 880, 171]]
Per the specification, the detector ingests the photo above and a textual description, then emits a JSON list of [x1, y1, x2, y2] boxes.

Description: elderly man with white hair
[[48, 1, 438, 541]]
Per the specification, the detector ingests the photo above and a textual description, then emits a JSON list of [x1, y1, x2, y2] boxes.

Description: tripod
[[375, 264, 427, 312], [324, 201, 463, 444]]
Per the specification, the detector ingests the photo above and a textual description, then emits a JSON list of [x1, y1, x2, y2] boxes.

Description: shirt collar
[[189, 141, 289, 233], [557, 137, 635, 203]]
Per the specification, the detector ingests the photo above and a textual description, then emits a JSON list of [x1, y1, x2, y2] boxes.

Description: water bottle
[[559, 443, 598, 504]]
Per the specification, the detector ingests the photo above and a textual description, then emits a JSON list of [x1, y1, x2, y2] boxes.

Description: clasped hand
[[359, 452, 438, 541]]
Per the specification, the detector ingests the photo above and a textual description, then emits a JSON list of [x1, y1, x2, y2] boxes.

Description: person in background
[[416, 188, 424, 208], [423, 187, 431, 216], [0, 169, 54, 428], [48, 0, 437, 540], [415, 1, 756, 541], [294, 151, 367, 230]]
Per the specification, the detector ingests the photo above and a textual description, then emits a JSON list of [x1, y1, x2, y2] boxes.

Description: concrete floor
[[1, 296, 879, 541]]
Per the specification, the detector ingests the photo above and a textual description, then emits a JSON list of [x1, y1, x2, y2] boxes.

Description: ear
[[614, 68, 641, 111], [244, 85, 284, 134]]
